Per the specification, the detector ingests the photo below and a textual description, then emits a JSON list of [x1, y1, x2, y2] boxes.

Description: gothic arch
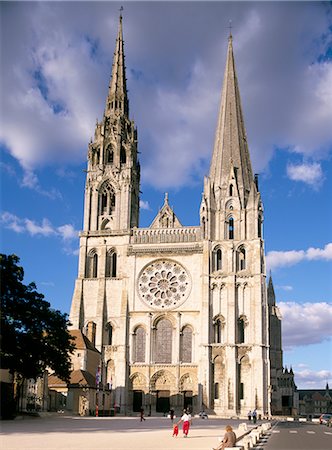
[[213, 315, 225, 344], [150, 370, 175, 391], [98, 181, 116, 216], [179, 373, 197, 391], [130, 372, 148, 390]]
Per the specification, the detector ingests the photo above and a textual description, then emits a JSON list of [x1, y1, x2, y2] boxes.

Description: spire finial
[[119, 5, 123, 19], [228, 20, 233, 39]]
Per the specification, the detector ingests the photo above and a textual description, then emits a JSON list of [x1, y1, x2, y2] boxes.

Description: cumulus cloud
[[0, 210, 79, 241], [0, 3, 331, 190], [294, 369, 332, 390], [266, 243, 332, 271], [287, 161, 323, 187], [279, 301, 332, 349], [139, 199, 151, 210]]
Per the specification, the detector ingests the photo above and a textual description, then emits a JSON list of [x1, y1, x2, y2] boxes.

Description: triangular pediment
[[150, 193, 182, 229]]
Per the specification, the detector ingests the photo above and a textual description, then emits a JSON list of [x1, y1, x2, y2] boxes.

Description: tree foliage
[[0, 254, 75, 382]]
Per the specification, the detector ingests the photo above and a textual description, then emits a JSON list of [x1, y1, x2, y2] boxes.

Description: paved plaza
[[1, 414, 257, 450]]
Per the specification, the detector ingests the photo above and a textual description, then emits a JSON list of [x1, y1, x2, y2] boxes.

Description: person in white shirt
[[177, 409, 192, 437]]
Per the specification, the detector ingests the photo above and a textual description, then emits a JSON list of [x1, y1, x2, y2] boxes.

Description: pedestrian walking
[[140, 406, 146, 422], [247, 410, 252, 421], [170, 408, 175, 422], [252, 409, 257, 424], [177, 409, 191, 437]]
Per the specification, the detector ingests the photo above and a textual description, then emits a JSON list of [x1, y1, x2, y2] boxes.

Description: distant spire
[[106, 9, 128, 116], [267, 273, 276, 306], [209, 34, 254, 205]]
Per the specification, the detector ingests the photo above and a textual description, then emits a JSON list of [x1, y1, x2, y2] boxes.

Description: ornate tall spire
[[209, 35, 254, 205], [106, 10, 128, 116]]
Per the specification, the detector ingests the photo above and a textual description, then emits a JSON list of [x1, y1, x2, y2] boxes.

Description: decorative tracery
[[137, 259, 191, 310]]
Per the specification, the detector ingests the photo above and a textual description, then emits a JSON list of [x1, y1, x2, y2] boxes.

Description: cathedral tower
[[200, 34, 269, 416]]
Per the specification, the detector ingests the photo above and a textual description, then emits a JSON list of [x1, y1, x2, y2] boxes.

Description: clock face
[[137, 259, 191, 310]]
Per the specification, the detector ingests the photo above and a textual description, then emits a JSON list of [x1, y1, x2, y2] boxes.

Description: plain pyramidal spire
[[209, 32, 254, 204], [106, 9, 129, 116]]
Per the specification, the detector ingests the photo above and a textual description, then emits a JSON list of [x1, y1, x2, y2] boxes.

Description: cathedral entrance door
[[133, 390, 143, 412], [183, 391, 193, 411], [156, 390, 170, 413]]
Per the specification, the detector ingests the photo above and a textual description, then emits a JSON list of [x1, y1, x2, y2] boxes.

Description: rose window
[[137, 259, 191, 310]]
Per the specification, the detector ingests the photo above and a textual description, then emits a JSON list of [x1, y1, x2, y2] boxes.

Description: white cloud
[[287, 161, 323, 187], [266, 243, 332, 271], [0, 210, 78, 241], [1, 3, 331, 190], [57, 224, 78, 240], [294, 369, 332, 390], [25, 218, 56, 237], [279, 301, 332, 349], [139, 199, 151, 210]]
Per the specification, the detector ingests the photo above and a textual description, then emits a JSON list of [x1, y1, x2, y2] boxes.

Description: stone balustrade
[[131, 226, 202, 244]]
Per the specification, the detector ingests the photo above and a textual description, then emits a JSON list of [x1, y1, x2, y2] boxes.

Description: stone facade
[[69, 15, 289, 417]]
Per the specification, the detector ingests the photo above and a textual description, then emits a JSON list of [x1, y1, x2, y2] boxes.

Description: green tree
[[0, 254, 75, 382]]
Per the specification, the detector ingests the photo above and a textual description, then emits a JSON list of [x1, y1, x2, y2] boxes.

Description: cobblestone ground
[[1, 415, 257, 450]]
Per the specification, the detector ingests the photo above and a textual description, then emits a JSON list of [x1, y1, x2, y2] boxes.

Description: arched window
[[228, 217, 234, 239], [180, 326, 192, 363], [238, 247, 246, 271], [106, 145, 114, 164], [214, 318, 224, 344], [120, 147, 126, 164], [213, 248, 222, 271], [154, 318, 172, 363], [229, 184, 233, 196], [106, 323, 113, 345], [86, 250, 98, 278], [238, 318, 245, 344], [86, 321, 96, 346], [99, 183, 115, 216], [133, 326, 146, 363], [258, 215, 262, 238], [106, 250, 117, 278]]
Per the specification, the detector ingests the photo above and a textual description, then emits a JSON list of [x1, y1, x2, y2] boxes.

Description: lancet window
[[133, 326, 146, 363], [85, 250, 98, 278], [180, 326, 193, 363], [214, 317, 225, 344], [99, 183, 115, 216], [213, 247, 222, 271], [237, 247, 246, 271], [120, 146, 126, 164], [105, 249, 117, 278], [153, 318, 172, 364], [228, 217, 234, 239], [106, 145, 114, 164]]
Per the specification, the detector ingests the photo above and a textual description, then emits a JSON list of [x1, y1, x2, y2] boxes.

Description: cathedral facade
[[69, 14, 287, 417]]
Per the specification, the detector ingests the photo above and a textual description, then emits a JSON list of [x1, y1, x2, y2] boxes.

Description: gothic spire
[[209, 34, 254, 204], [267, 273, 276, 306], [106, 11, 128, 116]]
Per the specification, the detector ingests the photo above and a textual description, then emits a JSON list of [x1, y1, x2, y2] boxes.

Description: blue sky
[[1, 1, 332, 389]]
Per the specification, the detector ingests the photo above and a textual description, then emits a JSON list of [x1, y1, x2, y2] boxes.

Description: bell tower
[[83, 12, 140, 233]]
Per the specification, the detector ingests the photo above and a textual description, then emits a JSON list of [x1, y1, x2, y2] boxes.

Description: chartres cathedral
[[69, 14, 296, 417]]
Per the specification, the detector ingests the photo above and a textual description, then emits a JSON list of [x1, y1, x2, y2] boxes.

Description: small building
[[48, 330, 112, 415], [298, 384, 332, 417]]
